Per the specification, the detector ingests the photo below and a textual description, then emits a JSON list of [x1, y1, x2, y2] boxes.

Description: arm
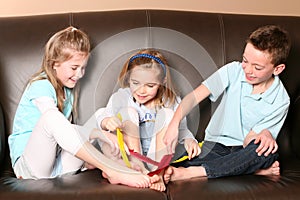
[[243, 99, 289, 156], [164, 84, 211, 153], [244, 129, 278, 157], [33, 96, 58, 113]]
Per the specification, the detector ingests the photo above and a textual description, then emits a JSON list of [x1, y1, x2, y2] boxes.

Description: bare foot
[[163, 166, 173, 184], [150, 171, 166, 192], [102, 170, 152, 188], [255, 161, 280, 176], [163, 166, 206, 182], [84, 162, 96, 170], [130, 156, 149, 174]]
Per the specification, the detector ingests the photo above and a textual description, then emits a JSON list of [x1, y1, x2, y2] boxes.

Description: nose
[[138, 85, 146, 93], [243, 64, 253, 74], [75, 68, 84, 79]]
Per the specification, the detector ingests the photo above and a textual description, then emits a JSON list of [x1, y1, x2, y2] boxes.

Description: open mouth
[[246, 74, 255, 81]]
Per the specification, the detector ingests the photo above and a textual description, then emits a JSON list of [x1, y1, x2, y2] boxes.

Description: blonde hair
[[118, 49, 177, 108], [29, 26, 90, 120]]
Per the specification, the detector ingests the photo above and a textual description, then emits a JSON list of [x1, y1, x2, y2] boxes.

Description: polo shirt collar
[[241, 74, 280, 104]]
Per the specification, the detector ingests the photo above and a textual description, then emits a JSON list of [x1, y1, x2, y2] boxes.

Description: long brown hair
[[29, 26, 90, 119], [118, 49, 177, 108]]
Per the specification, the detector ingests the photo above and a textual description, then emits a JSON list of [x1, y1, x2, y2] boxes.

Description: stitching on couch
[[69, 13, 74, 27], [217, 14, 226, 66], [145, 10, 152, 47]]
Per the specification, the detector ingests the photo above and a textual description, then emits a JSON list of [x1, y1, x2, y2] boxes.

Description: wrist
[[101, 118, 109, 131]]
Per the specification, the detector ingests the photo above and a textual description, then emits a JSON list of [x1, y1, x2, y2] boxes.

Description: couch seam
[[217, 14, 226, 66], [69, 13, 74, 26], [145, 10, 152, 47]]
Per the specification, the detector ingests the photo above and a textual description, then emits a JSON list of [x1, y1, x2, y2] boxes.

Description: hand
[[102, 116, 123, 132], [103, 130, 129, 157], [243, 131, 257, 148], [163, 123, 179, 154], [254, 129, 278, 157], [184, 138, 201, 160]]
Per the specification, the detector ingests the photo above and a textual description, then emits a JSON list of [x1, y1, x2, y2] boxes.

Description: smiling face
[[53, 50, 89, 89], [242, 43, 285, 91], [129, 65, 162, 107]]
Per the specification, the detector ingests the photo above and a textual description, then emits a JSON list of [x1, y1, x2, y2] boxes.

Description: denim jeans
[[172, 140, 278, 178]]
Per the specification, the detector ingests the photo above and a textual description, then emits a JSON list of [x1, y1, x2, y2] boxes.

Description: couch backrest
[[0, 10, 299, 164]]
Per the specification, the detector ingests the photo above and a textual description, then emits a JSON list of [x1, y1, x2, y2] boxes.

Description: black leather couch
[[0, 10, 300, 200]]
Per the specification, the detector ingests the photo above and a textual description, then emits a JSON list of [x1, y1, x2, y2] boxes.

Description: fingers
[[187, 143, 201, 159], [171, 140, 177, 154], [255, 138, 278, 156], [187, 145, 194, 160], [166, 141, 176, 155], [256, 141, 269, 156], [272, 142, 278, 154], [255, 139, 265, 156], [106, 117, 122, 132], [165, 136, 177, 154], [253, 129, 279, 157], [196, 145, 201, 156], [263, 141, 278, 156], [124, 143, 130, 155]]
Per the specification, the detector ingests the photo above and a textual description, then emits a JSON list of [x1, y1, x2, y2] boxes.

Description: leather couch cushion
[[0, 103, 5, 169], [291, 95, 300, 158]]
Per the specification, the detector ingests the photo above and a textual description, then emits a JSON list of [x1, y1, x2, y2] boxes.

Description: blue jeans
[[172, 140, 278, 178]]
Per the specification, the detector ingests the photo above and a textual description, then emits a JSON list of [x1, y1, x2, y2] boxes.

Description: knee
[[246, 141, 278, 160]]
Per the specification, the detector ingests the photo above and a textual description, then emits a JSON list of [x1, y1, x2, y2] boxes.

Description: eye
[[71, 66, 78, 70], [131, 80, 139, 85], [146, 83, 158, 88], [254, 65, 264, 70]]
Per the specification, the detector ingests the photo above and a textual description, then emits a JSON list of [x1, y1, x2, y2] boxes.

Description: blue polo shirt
[[202, 61, 290, 146], [8, 79, 73, 166]]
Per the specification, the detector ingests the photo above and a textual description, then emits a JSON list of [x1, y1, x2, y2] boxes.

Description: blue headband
[[129, 53, 166, 76]]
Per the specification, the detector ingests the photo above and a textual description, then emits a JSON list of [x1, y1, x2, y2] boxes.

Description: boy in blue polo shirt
[[164, 25, 291, 181]]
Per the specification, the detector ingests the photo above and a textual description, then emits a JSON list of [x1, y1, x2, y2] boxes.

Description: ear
[[53, 63, 59, 70], [273, 64, 285, 76]]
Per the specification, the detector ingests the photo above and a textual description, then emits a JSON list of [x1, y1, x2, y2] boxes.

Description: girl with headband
[[96, 49, 201, 191]]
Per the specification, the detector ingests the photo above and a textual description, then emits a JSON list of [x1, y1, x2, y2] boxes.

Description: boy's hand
[[102, 116, 123, 132], [254, 129, 278, 157], [184, 138, 201, 160], [243, 131, 257, 148]]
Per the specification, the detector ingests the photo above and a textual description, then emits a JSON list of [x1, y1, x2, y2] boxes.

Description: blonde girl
[[8, 27, 155, 188], [97, 49, 201, 191]]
